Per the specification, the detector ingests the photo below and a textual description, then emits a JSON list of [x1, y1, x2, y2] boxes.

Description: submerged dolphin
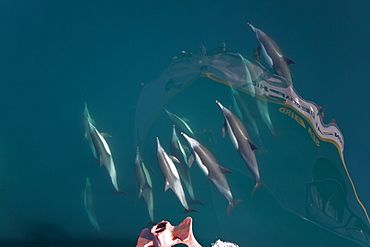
[[181, 133, 241, 215], [247, 23, 295, 86], [170, 126, 203, 206], [255, 95, 278, 138], [83, 102, 97, 159], [216, 100, 264, 195], [135, 147, 154, 223], [88, 119, 126, 194], [230, 86, 265, 151], [165, 109, 194, 137], [84, 177, 101, 233], [156, 137, 197, 214]]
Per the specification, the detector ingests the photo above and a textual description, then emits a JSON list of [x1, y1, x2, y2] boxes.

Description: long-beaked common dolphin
[[170, 126, 203, 206], [84, 177, 101, 233], [181, 133, 241, 215], [255, 95, 278, 138], [247, 23, 295, 87], [216, 100, 264, 195], [88, 119, 126, 194], [135, 147, 154, 223], [165, 109, 195, 138], [230, 86, 265, 151], [83, 102, 97, 159], [156, 137, 197, 214]]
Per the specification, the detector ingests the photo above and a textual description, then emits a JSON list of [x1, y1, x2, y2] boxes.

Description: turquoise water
[[1, 1, 369, 246]]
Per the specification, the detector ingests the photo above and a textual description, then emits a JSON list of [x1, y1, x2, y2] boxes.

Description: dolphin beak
[[215, 100, 223, 109], [246, 22, 255, 32]]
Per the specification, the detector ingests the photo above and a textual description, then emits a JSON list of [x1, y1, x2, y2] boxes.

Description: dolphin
[[170, 126, 203, 206], [181, 133, 241, 215], [84, 177, 101, 233], [247, 23, 295, 86], [135, 147, 154, 223], [83, 102, 97, 159], [255, 95, 278, 138], [156, 137, 197, 214], [216, 100, 264, 195], [88, 119, 126, 194], [165, 109, 195, 137], [230, 86, 266, 151]]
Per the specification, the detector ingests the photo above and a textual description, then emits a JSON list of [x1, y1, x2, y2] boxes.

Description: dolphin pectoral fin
[[99, 157, 104, 167], [114, 190, 128, 195], [249, 140, 259, 151], [218, 165, 232, 174], [165, 181, 170, 192], [169, 155, 180, 163], [284, 56, 295, 65], [251, 182, 265, 196], [188, 154, 194, 168], [222, 121, 227, 138], [227, 199, 242, 215], [100, 132, 112, 138]]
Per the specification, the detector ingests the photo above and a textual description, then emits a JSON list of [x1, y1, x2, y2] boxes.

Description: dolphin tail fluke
[[227, 199, 242, 215], [188, 199, 205, 206], [251, 182, 265, 196], [183, 208, 199, 214]]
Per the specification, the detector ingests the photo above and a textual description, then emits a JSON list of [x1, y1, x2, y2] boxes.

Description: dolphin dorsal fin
[[249, 140, 259, 151], [284, 56, 295, 65], [219, 165, 232, 174]]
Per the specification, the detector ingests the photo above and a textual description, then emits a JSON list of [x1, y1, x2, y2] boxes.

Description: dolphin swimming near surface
[[170, 126, 203, 206], [135, 147, 154, 223], [255, 95, 278, 138], [156, 137, 197, 214], [83, 102, 98, 159], [181, 133, 241, 215], [229, 86, 265, 151], [84, 177, 101, 233], [216, 100, 264, 195], [88, 119, 126, 194], [165, 109, 195, 138], [247, 23, 295, 87]]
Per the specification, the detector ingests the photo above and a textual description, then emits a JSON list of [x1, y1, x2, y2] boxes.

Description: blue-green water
[[1, 1, 369, 246]]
